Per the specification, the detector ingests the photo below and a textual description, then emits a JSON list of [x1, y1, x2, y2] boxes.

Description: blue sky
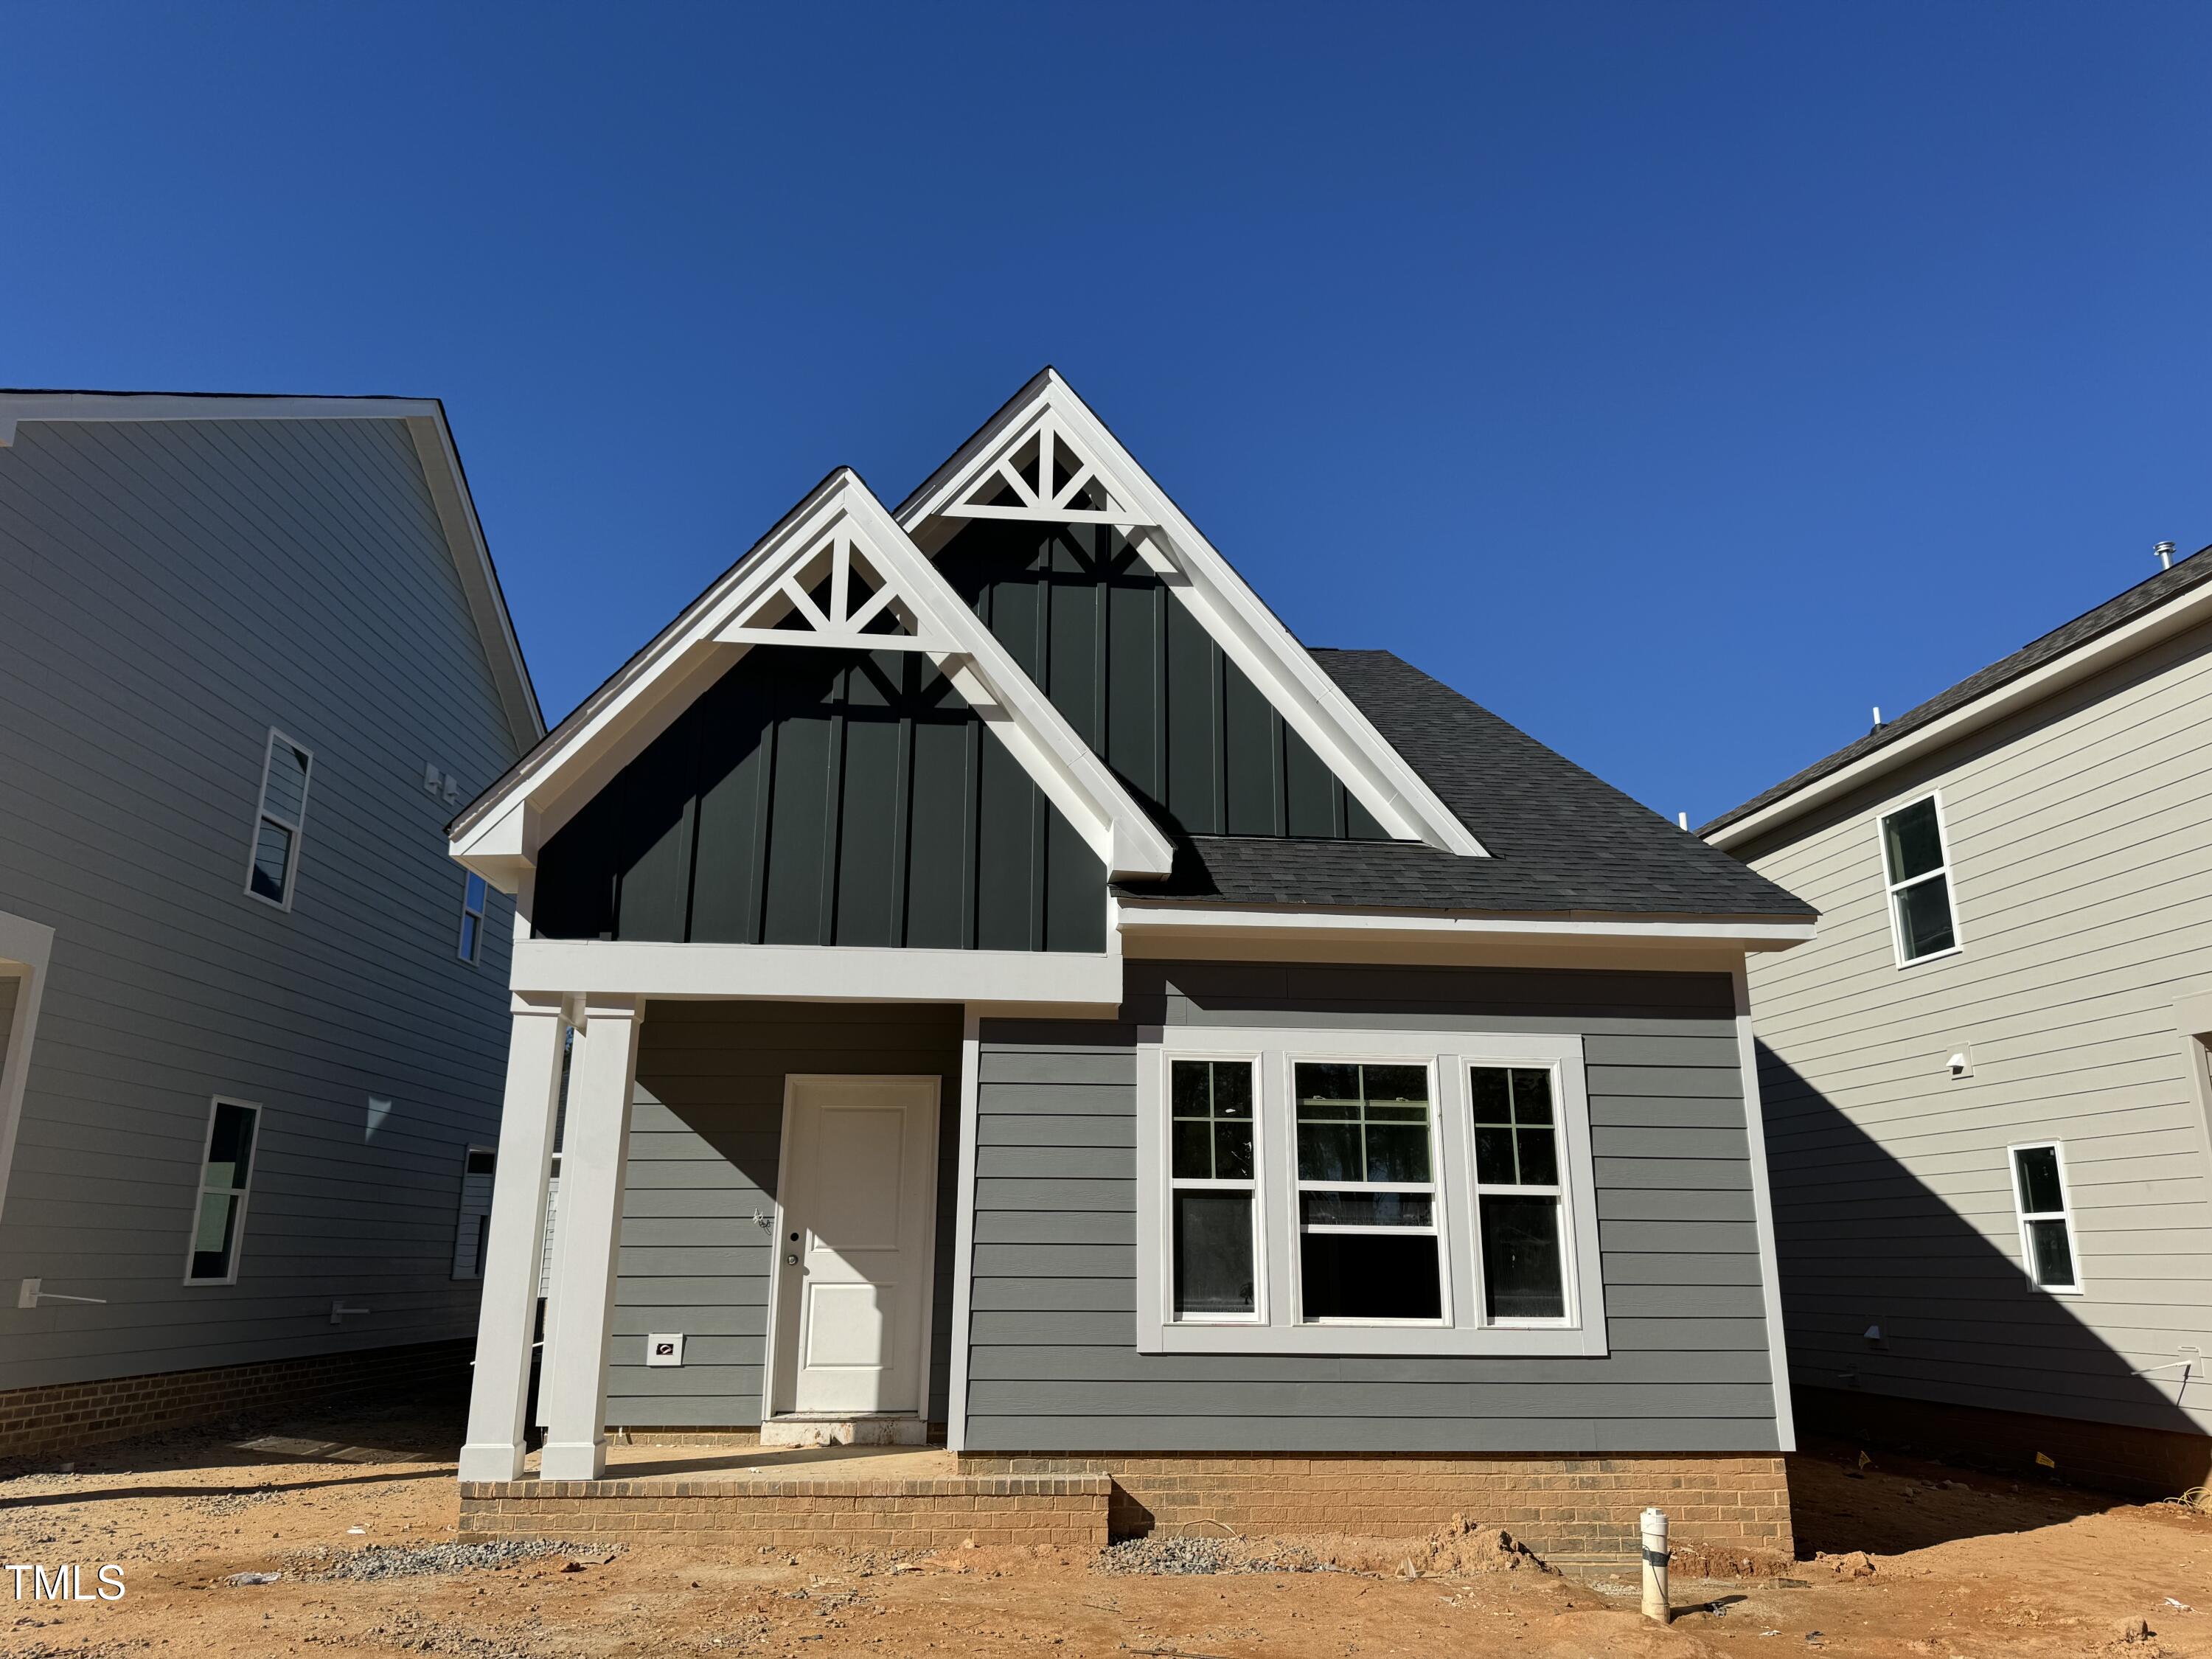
[[6, 4, 2207, 825]]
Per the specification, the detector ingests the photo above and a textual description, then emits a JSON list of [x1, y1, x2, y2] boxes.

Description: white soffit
[[449, 468, 1175, 888], [898, 372, 1488, 858]]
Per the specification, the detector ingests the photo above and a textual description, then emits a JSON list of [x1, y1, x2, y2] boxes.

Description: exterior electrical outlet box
[[646, 1333, 684, 1368]]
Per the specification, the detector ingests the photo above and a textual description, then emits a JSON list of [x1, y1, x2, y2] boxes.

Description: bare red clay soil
[[3, 1393, 2208, 1658]]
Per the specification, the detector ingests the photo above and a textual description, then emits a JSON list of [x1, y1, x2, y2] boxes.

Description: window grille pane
[[2014, 1146, 2064, 1214], [1172, 1120, 1214, 1179], [191, 1192, 240, 1279], [1294, 1062, 1432, 1183], [1208, 1063, 1253, 1119], [1481, 1194, 1566, 1318], [205, 1102, 256, 1190], [262, 740, 310, 824], [1211, 1121, 1253, 1180], [465, 872, 488, 912], [1881, 798, 1944, 884], [1471, 1066, 1559, 1186], [1893, 875, 1955, 959], [2025, 1218, 2076, 1288], [1300, 1190, 1433, 1228], [250, 821, 293, 901], [459, 911, 481, 961], [1174, 1192, 1254, 1315], [465, 1149, 497, 1176], [1299, 1231, 1442, 1320]]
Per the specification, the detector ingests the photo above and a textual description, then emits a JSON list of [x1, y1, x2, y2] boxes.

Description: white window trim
[[2007, 1138, 2085, 1295], [0, 908, 55, 1231], [1165, 1054, 1268, 1326], [1285, 1054, 1451, 1329], [1135, 1025, 1606, 1357], [244, 728, 313, 911], [458, 872, 490, 964], [1879, 790, 1962, 969], [183, 1096, 261, 1287]]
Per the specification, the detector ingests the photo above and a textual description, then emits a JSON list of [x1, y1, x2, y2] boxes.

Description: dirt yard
[[3, 1391, 2208, 1658]]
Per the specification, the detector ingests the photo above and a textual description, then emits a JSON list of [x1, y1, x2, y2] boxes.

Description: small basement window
[[246, 730, 313, 908], [452, 1146, 497, 1280], [1880, 795, 1958, 964], [1293, 1061, 1444, 1323], [2010, 1142, 2082, 1293], [1169, 1059, 1259, 1321], [186, 1098, 260, 1284], [457, 872, 490, 964]]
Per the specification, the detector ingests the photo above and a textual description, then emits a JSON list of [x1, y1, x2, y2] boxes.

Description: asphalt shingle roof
[[1701, 545, 2212, 838], [1112, 650, 1814, 919]]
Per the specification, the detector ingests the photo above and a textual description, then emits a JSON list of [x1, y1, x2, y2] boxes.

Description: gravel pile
[[295, 1540, 611, 1581], [1095, 1535, 1326, 1576]]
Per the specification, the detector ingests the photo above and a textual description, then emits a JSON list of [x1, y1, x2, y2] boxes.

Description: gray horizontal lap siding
[[964, 963, 1779, 1455], [0, 417, 523, 1391], [605, 1001, 962, 1427]]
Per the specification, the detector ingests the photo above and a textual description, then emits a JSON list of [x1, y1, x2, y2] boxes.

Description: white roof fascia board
[[1705, 574, 2212, 852], [897, 372, 1488, 859], [1113, 901, 1816, 949], [508, 937, 1124, 1004], [0, 392, 545, 752], [450, 470, 1174, 888]]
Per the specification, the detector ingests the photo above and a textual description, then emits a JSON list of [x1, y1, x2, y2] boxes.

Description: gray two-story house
[[0, 391, 541, 1455], [1705, 546, 2212, 1496]]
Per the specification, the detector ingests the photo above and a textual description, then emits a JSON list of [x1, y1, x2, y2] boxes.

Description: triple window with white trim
[[2008, 1141, 2083, 1293], [185, 1098, 260, 1285], [1138, 1028, 1605, 1356], [1879, 795, 1958, 964], [246, 730, 313, 908]]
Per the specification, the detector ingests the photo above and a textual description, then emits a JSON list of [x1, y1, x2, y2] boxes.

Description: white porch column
[[458, 995, 568, 1483], [537, 993, 643, 1481]]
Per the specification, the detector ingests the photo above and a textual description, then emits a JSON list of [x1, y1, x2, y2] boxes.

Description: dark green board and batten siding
[[936, 520, 1392, 842], [532, 647, 1106, 952], [966, 963, 1780, 1455], [607, 1001, 963, 1428]]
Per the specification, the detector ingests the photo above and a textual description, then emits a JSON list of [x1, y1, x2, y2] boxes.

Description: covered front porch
[[458, 992, 988, 1489]]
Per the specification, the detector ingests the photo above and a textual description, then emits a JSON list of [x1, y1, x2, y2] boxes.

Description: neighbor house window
[[457, 872, 490, 963], [1880, 795, 1957, 963], [2009, 1142, 2082, 1293], [452, 1146, 497, 1280], [1293, 1062, 1443, 1322], [186, 1099, 260, 1284], [246, 731, 313, 908], [1470, 1066, 1569, 1320], [1169, 1059, 1259, 1319]]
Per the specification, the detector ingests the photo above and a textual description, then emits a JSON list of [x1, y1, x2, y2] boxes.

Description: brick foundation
[[1798, 1385, 2212, 1500], [459, 1472, 1110, 1550], [0, 1340, 472, 1461], [961, 1453, 1793, 1569]]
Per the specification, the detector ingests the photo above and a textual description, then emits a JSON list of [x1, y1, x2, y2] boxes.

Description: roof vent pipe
[[1871, 706, 1884, 731], [2156, 541, 2177, 571]]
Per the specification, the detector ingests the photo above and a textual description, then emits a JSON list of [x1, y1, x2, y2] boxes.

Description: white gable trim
[[0, 391, 543, 753], [450, 469, 1175, 891], [900, 372, 1487, 858]]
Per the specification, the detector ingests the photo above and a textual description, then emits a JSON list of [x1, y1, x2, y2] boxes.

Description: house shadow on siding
[[1757, 1041, 2210, 1537]]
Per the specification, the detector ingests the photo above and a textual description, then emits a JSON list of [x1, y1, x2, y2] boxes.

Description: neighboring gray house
[[1703, 546, 2212, 1496], [0, 392, 542, 1455], [447, 370, 1817, 1564]]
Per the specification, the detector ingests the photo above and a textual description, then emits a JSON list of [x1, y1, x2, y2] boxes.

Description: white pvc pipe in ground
[[1640, 1506, 1670, 1624]]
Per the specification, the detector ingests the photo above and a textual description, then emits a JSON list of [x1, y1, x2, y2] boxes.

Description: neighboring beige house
[[1703, 546, 2212, 1497]]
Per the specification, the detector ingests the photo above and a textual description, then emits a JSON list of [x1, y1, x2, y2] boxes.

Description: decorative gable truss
[[450, 468, 1176, 894], [900, 372, 1489, 858]]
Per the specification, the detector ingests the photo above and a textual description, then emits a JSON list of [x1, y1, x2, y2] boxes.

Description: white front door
[[772, 1075, 940, 1416]]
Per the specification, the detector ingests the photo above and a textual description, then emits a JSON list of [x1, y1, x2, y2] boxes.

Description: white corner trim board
[[895, 370, 1488, 860], [450, 468, 1174, 891], [0, 909, 55, 1231]]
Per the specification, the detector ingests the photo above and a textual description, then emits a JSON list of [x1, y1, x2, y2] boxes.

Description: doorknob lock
[[785, 1253, 799, 1266]]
